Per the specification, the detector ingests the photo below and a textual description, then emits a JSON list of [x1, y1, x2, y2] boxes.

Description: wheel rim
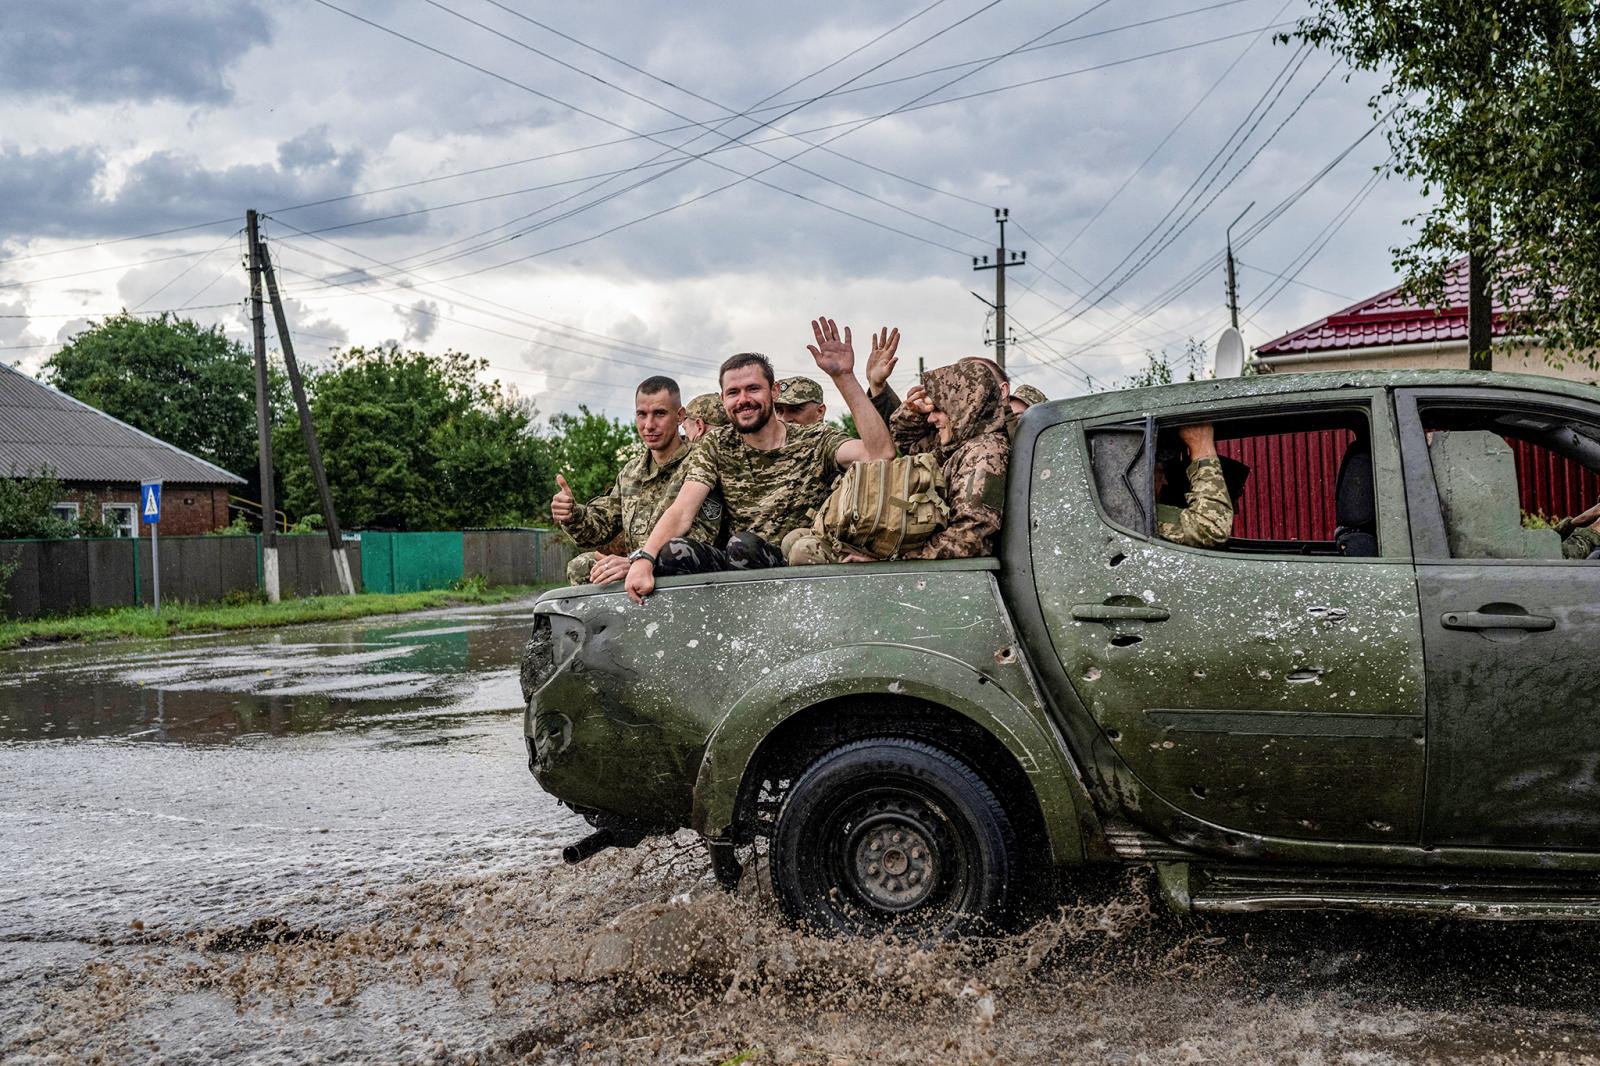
[[823, 788, 971, 923]]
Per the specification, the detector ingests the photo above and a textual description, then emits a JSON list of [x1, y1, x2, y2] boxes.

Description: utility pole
[[257, 233, 356, 596], [1224, 201, 1254, 330], [972, 208, 1026, 371], [246, 209, 279, 603], [1468, 205, 1493, 371]]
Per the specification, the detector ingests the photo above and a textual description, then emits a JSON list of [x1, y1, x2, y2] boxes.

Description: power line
[[291, 11, 1304, 303], [1237, 258, 1356, 303], [301, 0, 1017, 287], [1023, 40, 1317, 340]]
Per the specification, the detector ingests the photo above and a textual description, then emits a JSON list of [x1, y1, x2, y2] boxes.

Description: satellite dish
[[1214, 326, 1246, 378]]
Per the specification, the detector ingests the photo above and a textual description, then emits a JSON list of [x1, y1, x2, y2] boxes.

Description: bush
[[452, 573, 489, 595]]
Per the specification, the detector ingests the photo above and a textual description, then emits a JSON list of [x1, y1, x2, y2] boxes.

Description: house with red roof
[[1253, 256, 1599, 385]]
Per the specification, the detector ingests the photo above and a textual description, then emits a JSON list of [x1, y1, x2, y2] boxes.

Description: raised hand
[[807, 317, 855, 378], [904, 384, 934, 416], [551, 473, 575, 523], [866, 326, 899, 393]]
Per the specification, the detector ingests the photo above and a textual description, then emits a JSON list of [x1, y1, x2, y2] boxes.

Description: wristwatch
[[628, 548, 657, 568]]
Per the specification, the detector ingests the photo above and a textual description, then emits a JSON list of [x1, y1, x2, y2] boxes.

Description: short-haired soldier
[[623, 318, 896, 602], [775, 376, 827, 425], [552, 375, 724, 585], [683, 392, 728, 442]]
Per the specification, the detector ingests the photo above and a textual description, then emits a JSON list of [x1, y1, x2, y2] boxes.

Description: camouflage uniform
[[776, 376, 825, 408], [656, 420, 853, 575], [806, 358, 1004, 560], [887, 362, 1037, 447], [1155, 457, 1233, 549], [1556, 517, 1600, 560], [562, 439, 723, 584], [686, 393, 729, 428], [1012, 384, 1047, 409]]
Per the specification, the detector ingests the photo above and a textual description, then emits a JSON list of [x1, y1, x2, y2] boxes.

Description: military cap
[[686, 392, 729, 425], [1011, 384, 1047, 408], [776, 376, 824, 407]]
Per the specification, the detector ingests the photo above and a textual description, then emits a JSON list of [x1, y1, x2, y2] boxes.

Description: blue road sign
[[140, 481, 162, 525]]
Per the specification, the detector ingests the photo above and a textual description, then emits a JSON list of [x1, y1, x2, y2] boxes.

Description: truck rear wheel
[[770, 737, 1019, 938]]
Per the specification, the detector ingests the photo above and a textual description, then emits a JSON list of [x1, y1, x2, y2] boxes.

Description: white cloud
[[0, 0, 1424, 413]]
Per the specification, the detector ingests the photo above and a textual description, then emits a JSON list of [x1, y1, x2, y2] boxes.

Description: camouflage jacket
[[681, 420, 852, 544], [562, 439, 722, 552], [895, 361, 1011, 560], [1556, 519, 1600, 560], [1155, 457, 1233, 548], [902, 431, 1010, 559], [888, 389, 1023, 450]]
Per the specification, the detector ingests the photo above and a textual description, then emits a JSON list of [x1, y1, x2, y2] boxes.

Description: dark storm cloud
[[0, 134, 429, 239], [1, 1, 271, 104]]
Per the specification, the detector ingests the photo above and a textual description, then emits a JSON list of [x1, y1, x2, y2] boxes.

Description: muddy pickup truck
[[522, 370, 1600, 935]]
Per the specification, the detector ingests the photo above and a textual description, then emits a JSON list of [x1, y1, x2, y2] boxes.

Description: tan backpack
[[813, 452, 949, 560]]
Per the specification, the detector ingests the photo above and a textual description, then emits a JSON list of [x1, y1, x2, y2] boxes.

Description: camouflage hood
[[923, 361, 1008, 457]]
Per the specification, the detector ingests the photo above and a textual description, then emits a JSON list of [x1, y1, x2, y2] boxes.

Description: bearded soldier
[[623, 317, 895, 602], [553, 376, 723, 585]]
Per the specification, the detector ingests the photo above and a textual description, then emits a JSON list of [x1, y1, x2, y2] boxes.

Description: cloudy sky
[[0, 0, 1417, 418]]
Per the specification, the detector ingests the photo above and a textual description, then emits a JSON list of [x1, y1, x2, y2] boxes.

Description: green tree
[[272, 345, 549, 530], [540, 405, 637, 511], [44, 313, 269, 478], [0, 469, 112, 539], [1290, 2, 1600, 361]]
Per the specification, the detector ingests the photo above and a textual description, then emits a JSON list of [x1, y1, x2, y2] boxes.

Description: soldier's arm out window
[[1086, 408, 1376, 557]]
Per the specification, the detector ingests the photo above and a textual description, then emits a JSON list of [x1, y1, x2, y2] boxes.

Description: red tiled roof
[[1256, 256, 1517, 356]]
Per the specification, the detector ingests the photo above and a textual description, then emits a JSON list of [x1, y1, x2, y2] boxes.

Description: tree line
[[24, 313, 635, 534]]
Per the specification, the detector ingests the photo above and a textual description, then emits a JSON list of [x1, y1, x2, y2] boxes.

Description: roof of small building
[[1256, 256, 1511, 357], [0, 361, 245, 485]]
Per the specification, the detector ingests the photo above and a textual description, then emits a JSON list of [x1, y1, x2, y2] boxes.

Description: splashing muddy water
[[6, 598, 1600, 1063]]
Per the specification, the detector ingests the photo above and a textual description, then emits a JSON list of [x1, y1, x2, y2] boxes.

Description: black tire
[[770, 737, 1020, 938]]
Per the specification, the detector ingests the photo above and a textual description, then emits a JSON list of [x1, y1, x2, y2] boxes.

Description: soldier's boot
[[784, 533, 840, 566]]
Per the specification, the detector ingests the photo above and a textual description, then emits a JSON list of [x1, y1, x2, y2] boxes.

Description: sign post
[[140, 480, 163, 615]]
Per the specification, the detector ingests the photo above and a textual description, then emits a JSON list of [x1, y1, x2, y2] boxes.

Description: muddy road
[[5, 597, 1600, 1064]]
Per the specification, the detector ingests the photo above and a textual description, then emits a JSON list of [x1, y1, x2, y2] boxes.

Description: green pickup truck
[[522, 370, 1600, 936]]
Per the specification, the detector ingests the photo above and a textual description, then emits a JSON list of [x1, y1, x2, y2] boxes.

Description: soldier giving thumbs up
[[551, 473, 576, 524]]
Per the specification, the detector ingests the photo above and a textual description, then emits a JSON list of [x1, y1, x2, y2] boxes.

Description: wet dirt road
[[6, 598, 1600, 1064]]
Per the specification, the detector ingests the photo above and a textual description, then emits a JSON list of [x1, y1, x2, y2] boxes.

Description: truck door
[[1396, 388, 1600, 849], [1028, 393, 1428, 846]]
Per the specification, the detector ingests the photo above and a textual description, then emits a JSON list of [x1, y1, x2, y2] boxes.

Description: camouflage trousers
[[566, 551, 598, 585], [655, 532, 786, 575]]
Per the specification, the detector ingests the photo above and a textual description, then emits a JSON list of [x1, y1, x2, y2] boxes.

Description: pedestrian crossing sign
[[140, 481, 162, 524]]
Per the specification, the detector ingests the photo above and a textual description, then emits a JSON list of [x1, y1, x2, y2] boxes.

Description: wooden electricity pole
[[256, 231, 356, 595]]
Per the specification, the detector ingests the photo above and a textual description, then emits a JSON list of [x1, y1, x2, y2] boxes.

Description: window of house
[[1086, 407, 1377, 556], [1419, 406, 1600, 561], [50, 502, 80, 524], [103, 503, 136, 539]]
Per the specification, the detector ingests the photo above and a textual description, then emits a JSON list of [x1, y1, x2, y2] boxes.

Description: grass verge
[[0, 583, 557, 652]]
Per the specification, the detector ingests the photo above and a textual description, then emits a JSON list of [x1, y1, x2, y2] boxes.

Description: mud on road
[[5, 599, 1600, 1064]]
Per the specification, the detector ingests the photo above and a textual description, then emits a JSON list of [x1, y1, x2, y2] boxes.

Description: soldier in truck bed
[[553, 375, 724, 585], [623, 319, 897, 602], [789, 359, 1012, 565]]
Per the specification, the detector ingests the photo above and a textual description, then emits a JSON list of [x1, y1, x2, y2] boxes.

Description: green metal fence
[[358, 531, 465, 594]]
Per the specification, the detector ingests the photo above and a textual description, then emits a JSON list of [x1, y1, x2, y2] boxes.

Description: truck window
[[1418, 406, 1600, 561], [1086, 408, 1377, 556]]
